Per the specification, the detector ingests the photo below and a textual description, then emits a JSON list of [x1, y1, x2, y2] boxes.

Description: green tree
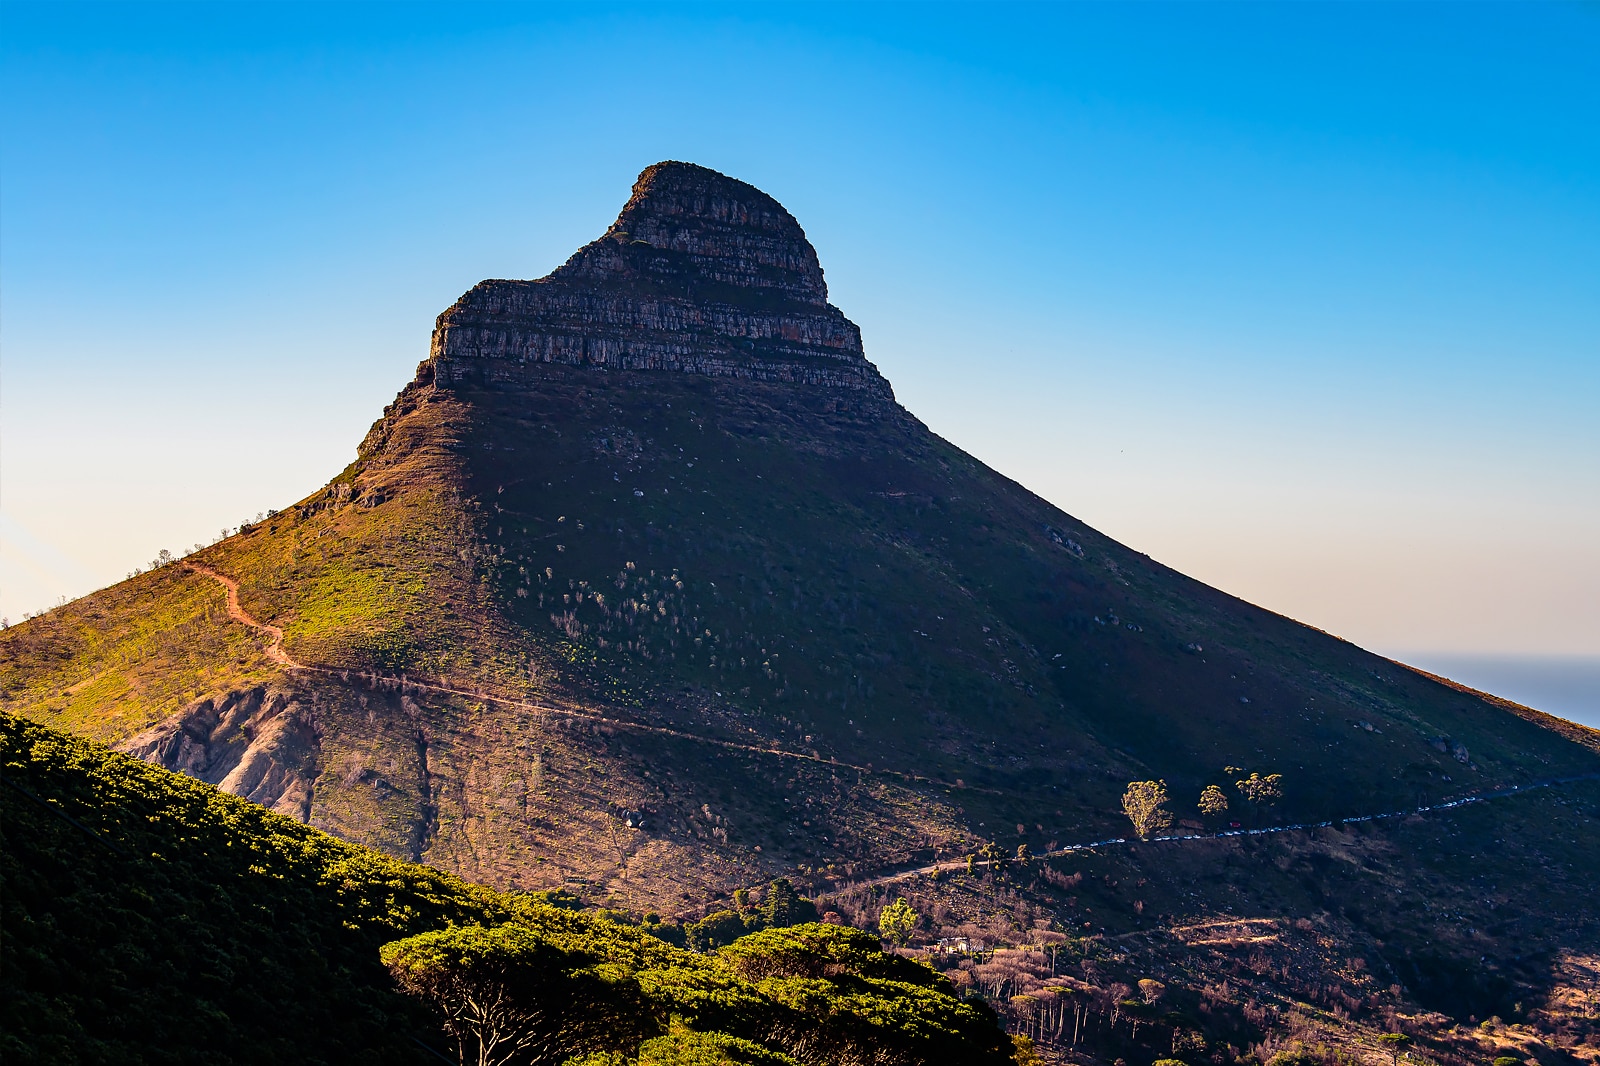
[[717, 923, 919, 981], [634, 1019, 799, 1065], [1235, 771, 1285, 823], [1121, 780, 1174, 839], [1379, 1032, 1412, 1066], [878, 897, 918, 948], [381, 923, 650, 1066], [1197, 785, 1229, 818], [1015, 843, 1031, 866], [966, 853, 977, 876], [684, 909, 749, 952], [1012, 1034, 1042, 1065], [711, 924, 1014, 1064], [760, 877, 817, 928], [979, 841, 1006, 875], [682, 880, 817, 950]]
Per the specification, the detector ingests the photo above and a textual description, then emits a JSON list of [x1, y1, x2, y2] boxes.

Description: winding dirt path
[[181, 562, 991, 793], [182, 561, 1600, 887], [185, 562, 301, 668]]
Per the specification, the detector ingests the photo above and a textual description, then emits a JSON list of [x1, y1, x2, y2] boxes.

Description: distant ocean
[[1397, 653, 1600, 732]]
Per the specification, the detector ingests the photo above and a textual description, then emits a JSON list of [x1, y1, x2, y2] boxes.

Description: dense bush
[[634, 878, 820, 951], [1, 712, 506, 1064], [1, 713, 1010, 1066], [378, 918, 1011, 1065]]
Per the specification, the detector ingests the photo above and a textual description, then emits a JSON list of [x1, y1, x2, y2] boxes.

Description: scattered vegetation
[[1, 713, 1010, 1065]]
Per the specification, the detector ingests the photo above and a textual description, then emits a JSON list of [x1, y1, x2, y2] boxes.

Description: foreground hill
[[2, 161, 1598, 1061], [1, 710, 522, 1063], [0, 712, 1011, 1065]]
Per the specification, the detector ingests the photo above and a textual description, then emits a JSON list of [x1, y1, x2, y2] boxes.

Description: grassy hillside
[[0, 560, 279, 743], [0, 384, 550, 749], [0, 712, 1013, 1065], [2, 362, 1598, 911]]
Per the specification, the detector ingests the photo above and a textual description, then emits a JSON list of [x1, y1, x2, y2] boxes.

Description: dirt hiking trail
[[183, 562, 1600, 887], [185, 562, 300, 668], [181, 561, 989, 791]]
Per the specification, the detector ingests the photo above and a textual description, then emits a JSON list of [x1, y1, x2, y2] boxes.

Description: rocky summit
[[431, 162, 888, 394], [4, 161, 1599, 1064]]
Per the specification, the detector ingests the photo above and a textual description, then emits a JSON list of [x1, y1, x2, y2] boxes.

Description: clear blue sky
[[3, 3, 1597, 669]]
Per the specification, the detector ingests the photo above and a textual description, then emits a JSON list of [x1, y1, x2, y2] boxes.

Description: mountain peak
[[577, 160, 830, 304], [429, 161, 889, 395]]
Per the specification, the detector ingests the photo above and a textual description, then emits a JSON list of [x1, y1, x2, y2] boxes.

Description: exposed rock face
[[430, 161, 892, 396], [117, 686, 319, 822]]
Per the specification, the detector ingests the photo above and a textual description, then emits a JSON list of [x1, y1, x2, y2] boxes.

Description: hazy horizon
[[3, 3, 1595, 661], [1389, 652, 1600, 734]]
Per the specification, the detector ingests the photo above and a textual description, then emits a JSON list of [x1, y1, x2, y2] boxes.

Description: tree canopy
[[1198, 785, 1229, 817], [381, 924, 649, 1066], [381, 920, 1013, 1066], [1121, 781, 1174, 839], [878, 898, 919, 949]]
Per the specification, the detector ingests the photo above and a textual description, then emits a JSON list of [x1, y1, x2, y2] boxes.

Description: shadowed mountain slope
[[2, 162, 1596, 918]]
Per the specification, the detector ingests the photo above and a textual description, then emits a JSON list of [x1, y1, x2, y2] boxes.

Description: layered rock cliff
[[429, 162, 891, 395]]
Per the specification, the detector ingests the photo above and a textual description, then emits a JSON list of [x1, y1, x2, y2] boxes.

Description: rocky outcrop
[[116, 686, 319, 822], [429, 162, 893, 397]]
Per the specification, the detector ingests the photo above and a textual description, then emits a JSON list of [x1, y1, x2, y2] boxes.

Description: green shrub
[[2, 713, 1012, 1066]]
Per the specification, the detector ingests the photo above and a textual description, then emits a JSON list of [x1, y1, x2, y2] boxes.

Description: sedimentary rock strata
[[430, 161, 892, 396]]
